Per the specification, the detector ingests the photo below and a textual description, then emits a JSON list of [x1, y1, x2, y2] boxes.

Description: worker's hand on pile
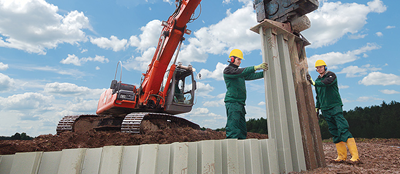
[[254, 62, 268, 71], [306, 74, 315, 86], [315, 108, 320, 119]]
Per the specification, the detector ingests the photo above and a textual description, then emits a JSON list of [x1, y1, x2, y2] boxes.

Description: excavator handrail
[[114, 61, 123, 82]]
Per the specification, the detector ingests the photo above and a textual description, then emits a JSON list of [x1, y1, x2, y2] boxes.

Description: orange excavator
[[56, 0, 202, 134]]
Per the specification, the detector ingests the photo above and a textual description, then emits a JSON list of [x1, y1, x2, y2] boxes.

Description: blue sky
[[0, 0, 399, 136]]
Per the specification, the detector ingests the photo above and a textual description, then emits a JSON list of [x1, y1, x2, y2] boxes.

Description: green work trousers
[[225, 102, 247, 139], [322, 105, 353, 143]]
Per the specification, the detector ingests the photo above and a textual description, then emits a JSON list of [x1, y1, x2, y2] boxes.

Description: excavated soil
[[0, 120, 399, 173]]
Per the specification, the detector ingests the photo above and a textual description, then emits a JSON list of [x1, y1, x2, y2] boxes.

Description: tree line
[[216, 100, 399, 139], [319, 100, 400, 139], [0, 132, 34, 140]]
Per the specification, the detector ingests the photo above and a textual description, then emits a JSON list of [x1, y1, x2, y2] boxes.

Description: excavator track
[[121, 112, 201, 133], [56, 113, 200, 134], [56, 115, 83, 134]]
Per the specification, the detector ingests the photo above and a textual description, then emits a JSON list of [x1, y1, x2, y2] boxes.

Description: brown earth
[[0, 121, 399, 173]]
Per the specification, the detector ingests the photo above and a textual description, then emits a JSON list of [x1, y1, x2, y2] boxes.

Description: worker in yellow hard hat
[[223, 49, 268, 139], [307, 60, 360, 163]]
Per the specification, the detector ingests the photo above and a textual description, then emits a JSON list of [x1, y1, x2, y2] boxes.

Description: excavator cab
[[164, 64, 196, 115]]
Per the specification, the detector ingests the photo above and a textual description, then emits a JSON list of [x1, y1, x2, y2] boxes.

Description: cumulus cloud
[[185, 107, 222, 119], [195, 82, 215, 97], [203, 93, 225, 107], [245, 105, 266, 119], [19, 65, 86, 77], [338, 64, 381, 77], [65, 99, 98, 112], [90, 36, 127, 52], [380, 89, 399, 94], [338, 85, 349, 89], [356, 96, 383, 102], [179, 2, 259, 64], [0, 73, 14, 92], [44, 82, 105, 99], [258, 101, 265, 106], [376, 32, 383, 37], [0, 0, 92, 54], [348, 34, 367, 39], [308, 43, 380, 70], [0, 92, 54, 110], [0, 62, 8, 70], [359, 72, 400, 86], [123, 47, 156, 72], [131, 20, 163, 51], [386, 26, 395, 29], [203, 99, 224, 107], [60, 54, 109, 66], [199, 62, 227, 81], [303, 0, 386, 48]]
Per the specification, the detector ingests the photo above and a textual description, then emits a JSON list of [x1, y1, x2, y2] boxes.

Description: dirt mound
[[0, 125, 267, 155]]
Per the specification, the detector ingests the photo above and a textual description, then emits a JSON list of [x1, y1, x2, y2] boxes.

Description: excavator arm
[[139, 0, 201, 109]]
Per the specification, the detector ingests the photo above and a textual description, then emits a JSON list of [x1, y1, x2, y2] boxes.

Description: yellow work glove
[[254, 62, 268, 70], [315, 108, 320, 119], [306, 74, 315, 86]]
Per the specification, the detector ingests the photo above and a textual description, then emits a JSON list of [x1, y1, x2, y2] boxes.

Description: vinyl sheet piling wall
[[0, 138, 284, 174]]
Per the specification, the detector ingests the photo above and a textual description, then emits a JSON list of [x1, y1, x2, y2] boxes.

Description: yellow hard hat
[[315, 60, 327, 67], [229, 49, 244, 60]]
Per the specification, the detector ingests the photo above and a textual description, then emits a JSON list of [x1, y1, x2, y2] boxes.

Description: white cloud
[[339, 66, 368, 77], [199, 62, 227, 81], [44, 82, 105, 99], [245, 105, 266, 119], [90, 35, 127, 52], [258, 101, 265, 106], [348, 34, 367, 39], [0, 92, 54, 110], [196, 82, 215, 97], [380, 89, 399, 94], [60, 54, 109, 66], [123, 47, 156, 72], [81, 49, 88, 53], [223, 0, 231, 4], [0, 73, 14, 92], [179, 2, 259, 64], [0, 0, 91, 54], [356, 96, 383, 102], [96, 66, 100, 70], [376, 32, 383, 37], [129, 20, 163, 51], [203, 98, 224, 107], [65, 99, 98, 112], [338, 85, 349, 89], [0, 62, 8, 70], [359, 72, 400, 86], [19, 65, 86, 77], [303, 0, 386, 48], [308, 43, 380, 70], [386, 26, 395, 29]]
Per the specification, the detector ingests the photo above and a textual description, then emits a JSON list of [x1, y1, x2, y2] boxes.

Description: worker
[[223, 49, 268, 139], [306, 60, 360, 163]]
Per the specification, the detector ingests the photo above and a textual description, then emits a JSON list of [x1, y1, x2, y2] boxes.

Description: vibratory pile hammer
[[57, 0, 202, 134]]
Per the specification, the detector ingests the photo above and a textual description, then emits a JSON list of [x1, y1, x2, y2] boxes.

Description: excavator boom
[[57, 0, 202, 134]]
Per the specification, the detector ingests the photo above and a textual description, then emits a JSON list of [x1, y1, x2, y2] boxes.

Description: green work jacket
[[223, 64, 264, 105], [315, 71, 343, 110]]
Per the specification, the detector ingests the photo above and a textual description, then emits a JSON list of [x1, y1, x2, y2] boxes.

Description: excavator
[[56, 0, 202, 134], [56, 0, 319, 134]]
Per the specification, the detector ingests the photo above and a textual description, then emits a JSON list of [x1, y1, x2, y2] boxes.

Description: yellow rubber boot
[[346, 138, 360, 162], [334, 141, 347, 162]]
